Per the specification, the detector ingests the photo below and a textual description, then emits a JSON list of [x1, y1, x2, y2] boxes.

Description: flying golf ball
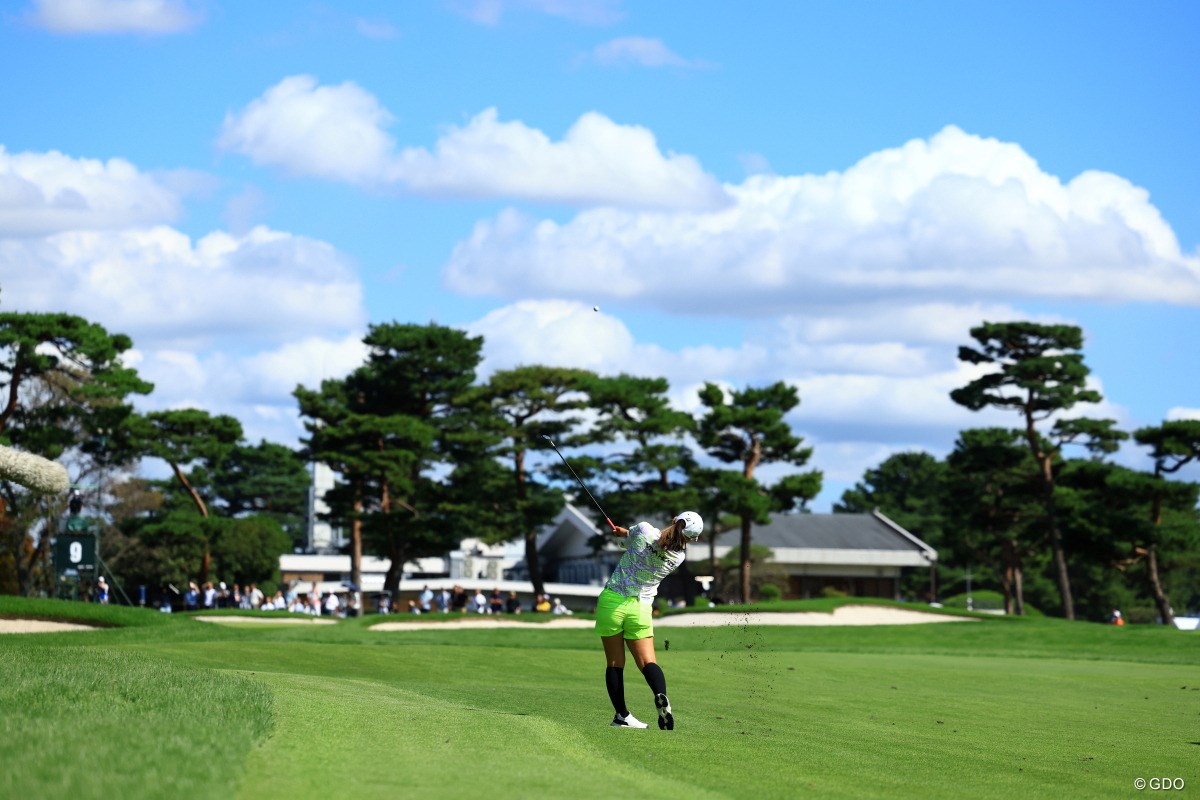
[[593, 306, 599, 312]]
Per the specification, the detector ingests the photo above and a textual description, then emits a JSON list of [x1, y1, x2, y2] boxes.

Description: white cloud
[[468, 299, 635, 376], [590, 36, 704, 68], [449, 0, 622, 26], [391, 108, 726, 209], [219, 76, 727, 210], [467, 299, 1010, 432], [444, 126, 1200, 309], [217, 76, 399, 187], [0, 146, 181, 236], [1167, 407, 1200, 422], [463, 298, 1058, 509], [133, 334, 369, 446], [0, 143, 376, 450], [0, 224, 365, 347], [29, 0, 202, 34]]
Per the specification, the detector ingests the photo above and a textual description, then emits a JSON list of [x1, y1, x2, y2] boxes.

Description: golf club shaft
[[541, 435, 616, 531]]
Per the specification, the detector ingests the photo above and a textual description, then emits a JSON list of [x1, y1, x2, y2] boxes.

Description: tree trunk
[[351, 483, 363, 614], [739, 514, 752, 604], [516, 448, 544, 597], [1145, 544, 1173, 625], [1038, 455, 1074, 620], [708, 531, 716, 577], [525, 529, 544, 598], [1001, 544, 1015, 616], [1147, 494, 1174, 625], [1014, 566, 1025, 616], [1045, 513, 1073, 619], [171, 461, 212, 583], [740, 438, 761, 605], [1023, 410, 1074, 620]]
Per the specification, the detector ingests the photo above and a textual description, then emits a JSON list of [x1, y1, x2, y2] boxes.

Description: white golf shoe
[[610, 712, 648, 728]]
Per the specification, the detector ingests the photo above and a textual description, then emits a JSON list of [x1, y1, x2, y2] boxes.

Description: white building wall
[[307, 462, 343, 552]]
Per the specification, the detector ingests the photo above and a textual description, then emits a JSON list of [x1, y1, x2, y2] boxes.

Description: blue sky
[[2, 0, 1197, 510]]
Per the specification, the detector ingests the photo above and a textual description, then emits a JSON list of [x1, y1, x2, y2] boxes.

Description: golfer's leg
[[626, 637, 672, 730], [602, 634, 629, 716]]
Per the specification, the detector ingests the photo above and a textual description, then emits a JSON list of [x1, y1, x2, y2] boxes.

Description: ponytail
[[657, 518, 688, 553]]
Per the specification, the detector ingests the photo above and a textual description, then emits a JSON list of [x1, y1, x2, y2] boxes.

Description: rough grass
[[1, 597, 1196, 799]]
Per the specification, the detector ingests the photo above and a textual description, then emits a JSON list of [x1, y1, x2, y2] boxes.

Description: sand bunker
[[371, 605, 975, 632], [656, 605, 978, 627], [194, 615, 337, 625], [0, 618, 100, 634], [373, 617, 593, 632]]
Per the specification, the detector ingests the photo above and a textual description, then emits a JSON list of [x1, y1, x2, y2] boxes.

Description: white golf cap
[[674, 511, 704, 539]]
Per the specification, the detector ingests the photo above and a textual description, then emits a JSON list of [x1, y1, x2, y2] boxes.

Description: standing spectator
[[489, 588, 504, 615], [202, 581, 216, 609], [307, 592, 321, 616], [505, 591, 522, 614], [324, 591, 341, 617], [377, 593, 392, 615], [437, 587, 451, 613], [184, 581, 199, 611], [217, 582, 229, 608], [472, 589, 488, 614], [232, 583, 242, 609], [96, 576, 110, 605], [450, 585, 468, 613], [248, 583, 264, 609], [419, 585, 434, 613]]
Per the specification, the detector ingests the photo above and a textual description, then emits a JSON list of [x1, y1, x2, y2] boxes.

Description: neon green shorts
[[594, 588, 654, 640]]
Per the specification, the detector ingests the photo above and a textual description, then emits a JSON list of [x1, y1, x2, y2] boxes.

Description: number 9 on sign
[[69, 541, 83, 563]]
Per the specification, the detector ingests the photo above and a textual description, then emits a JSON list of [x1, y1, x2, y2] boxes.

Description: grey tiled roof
[[712, 512, 928, 552]]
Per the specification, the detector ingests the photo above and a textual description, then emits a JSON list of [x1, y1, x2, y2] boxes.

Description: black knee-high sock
[[642, 662, 667, 697], [605, 667, 628, 716]]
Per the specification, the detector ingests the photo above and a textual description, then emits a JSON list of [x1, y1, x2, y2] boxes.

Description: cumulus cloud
[[133, 334, 369, 444], [1167, 407, 1200, 422], [0, 225, 364, 346], [29, 0, 202, 34], [218, 76, 726, 209], [464, 299, 1048, 506], [217, 76, 399, 187], [467, 299, 1015, 429], [0, 143, 374, 450], [0, 146, 181, 236], [589, 36, 704, 68], [2, 221, 368, 446], [444, 126, 1200, 309]]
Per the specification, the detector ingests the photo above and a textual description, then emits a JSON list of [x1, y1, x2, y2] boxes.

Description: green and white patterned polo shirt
[[604, 521, 686, 601]]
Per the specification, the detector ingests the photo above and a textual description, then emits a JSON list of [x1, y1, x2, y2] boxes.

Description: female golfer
[[595, 510, 703, 730]]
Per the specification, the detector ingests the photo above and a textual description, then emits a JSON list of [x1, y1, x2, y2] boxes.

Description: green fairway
[[1, 598, 1196, 799]]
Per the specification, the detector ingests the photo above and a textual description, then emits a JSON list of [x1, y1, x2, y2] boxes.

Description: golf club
[[541, 434, 616, 531]]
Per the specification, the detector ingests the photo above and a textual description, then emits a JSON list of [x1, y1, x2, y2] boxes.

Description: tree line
[[1, 308, 1195, 621], [839, 323, 1200, 623]]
